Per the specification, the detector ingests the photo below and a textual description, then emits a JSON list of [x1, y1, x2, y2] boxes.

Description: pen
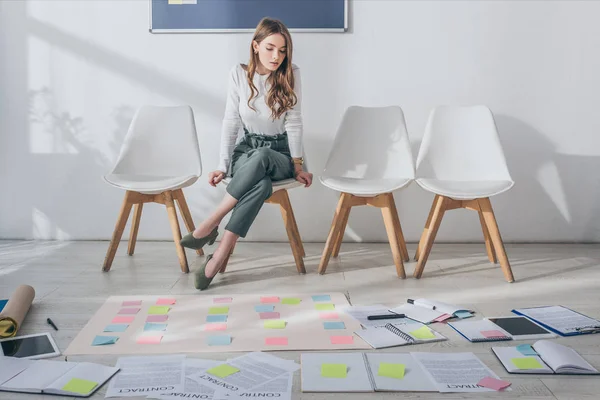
[[46, 318, 58, 331], [367, 314, 406, 320], [407, 299, 436, 310]]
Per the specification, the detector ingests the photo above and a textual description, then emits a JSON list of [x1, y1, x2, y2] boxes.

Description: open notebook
[[354, 320, 446, 349], [492, 340, 599, 375], [389, 299, 473, 324], [0, 358, 118, 397], [449, 319, 512, 342]]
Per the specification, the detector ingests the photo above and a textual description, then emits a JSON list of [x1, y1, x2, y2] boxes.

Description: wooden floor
[[1, 240, 600, 399]]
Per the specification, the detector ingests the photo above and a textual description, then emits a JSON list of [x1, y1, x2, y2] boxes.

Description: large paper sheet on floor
[[64, 293, 369, 355]]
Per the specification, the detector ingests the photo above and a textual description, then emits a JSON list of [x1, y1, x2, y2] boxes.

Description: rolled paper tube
[[0, 285, 35, 338]]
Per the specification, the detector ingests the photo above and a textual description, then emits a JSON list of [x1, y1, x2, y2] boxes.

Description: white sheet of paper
[[344, 305, 401, 327], [147, 358, 220, 400], [0, 357, 33, 386], [213, 373, 293, 400], [191, 352, 299, 394], [105, 355, 185, 398], [389, 304, 445, 324], [411, 352, 509, 393]]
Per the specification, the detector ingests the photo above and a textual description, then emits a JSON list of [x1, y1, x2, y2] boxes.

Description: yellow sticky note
[[512, 357, 544, 369], [209, 307, 229, 315], [281, 298, 301, 305], [168, 0, 183, 4], [321, 363, 347, 378], [378, 363, 405, 379], [62, 378, 98, 394], [207, 364, 240, 378], [264, 320, 286, 329], [315, 303, 335, 311], [409, 326, 436, 340], [148, 306, 170, 315]]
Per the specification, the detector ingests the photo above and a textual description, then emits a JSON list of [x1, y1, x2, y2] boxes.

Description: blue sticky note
[[312, 295, 331, 302], [324, 321, 346, 330], [144, 323, 167, 332], [517, 344, 538, 356], [92, 335, 119, 346], [207, 315, 228, 323], [455, 311, 473, 319], [0, 299, 7, 312], [254, 305, 275, 312], [103, 324, 128, 333], [207, 335, 232, 346]]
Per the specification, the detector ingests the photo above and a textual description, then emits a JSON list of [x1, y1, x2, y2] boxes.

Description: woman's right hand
[[208, 170, 226, 187]]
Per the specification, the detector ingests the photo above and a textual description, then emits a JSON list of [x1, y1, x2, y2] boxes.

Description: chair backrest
[[110, 105, 202, 177], [416, 105, 512, 181], [322, 106, 414, 180]]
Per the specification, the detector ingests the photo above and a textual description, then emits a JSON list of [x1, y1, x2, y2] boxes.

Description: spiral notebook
[[448, 319, 512, 342], [354, 321, 447, 349]]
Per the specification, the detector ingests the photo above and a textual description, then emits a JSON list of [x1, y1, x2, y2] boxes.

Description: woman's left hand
[[295, 171, 313, 187]]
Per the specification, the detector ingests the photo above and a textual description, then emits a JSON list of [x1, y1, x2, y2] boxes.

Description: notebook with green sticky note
[[301, 352, 438, 392], [0, 358, 119, 397], [354, 321, 447, 349], [492, 340, 599, 375]]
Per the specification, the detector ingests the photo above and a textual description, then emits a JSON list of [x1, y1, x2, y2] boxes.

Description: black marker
[[47, 318, 58, 331], [367, 314, 406, 320]]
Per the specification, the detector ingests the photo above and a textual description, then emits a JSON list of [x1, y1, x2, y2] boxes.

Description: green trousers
[[225, 132, 295, 237]]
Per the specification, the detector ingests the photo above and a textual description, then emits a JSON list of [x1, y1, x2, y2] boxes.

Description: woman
[[180, 17, 313, 290]]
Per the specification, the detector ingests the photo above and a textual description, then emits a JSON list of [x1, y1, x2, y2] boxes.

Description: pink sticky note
[[146, 315, 169, 323], [319, 312, 339, 320], [156, 298, 176, 305], [481, 330, 508, 338], [205, 323, 227, 331], [330, 335, 354, 345], [261, 297, 280, 304], [112, 316, 135, 324], [478, 377, 511, 391], [259, 312, 281, 320], [122, 300, 142, 306], [434, 313, 452, 322], [137, 335, 163, 344], [214, 297, 232, 304], [265, 337, 288, 346], [119, 308, 140, 315]]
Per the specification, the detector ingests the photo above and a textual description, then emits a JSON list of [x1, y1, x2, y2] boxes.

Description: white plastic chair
[[318, 106, 415, 277], [413, 105, 515, 282], [220, 152, 308, 274], [103, 105, 203, 273]]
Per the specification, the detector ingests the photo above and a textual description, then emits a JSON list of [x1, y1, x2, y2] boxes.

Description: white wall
[[1, 0, 599, 242]]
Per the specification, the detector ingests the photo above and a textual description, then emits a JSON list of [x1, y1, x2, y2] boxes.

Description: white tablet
[[0, 332, 61, 359], [486, 316, 557, 340]]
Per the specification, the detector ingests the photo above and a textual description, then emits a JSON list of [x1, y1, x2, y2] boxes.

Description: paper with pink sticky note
[[112, 316, 135, 324], [122, 300, 142, 306], [477, 377, 511, 391], [146, 315, 169, 323], [259, 312, 280, 320], [118, 308, 140, 315], [214, 297, 232, 304], [330, 335, 354, 344], [319, 312, 339, 320], [260, 296, 280, 304], [265, 337, 288, 346], [434, 313, 452, 322], [137, 336, 162, 344], [205, 323, 227, 331], [156, 298, 176, 305], [481, 330, 509, 338]]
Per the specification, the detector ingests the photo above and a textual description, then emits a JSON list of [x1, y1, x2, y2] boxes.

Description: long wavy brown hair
[[246, 17, 297, 120]]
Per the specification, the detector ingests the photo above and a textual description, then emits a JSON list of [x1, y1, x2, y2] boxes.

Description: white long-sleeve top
[[217, 63, 303, 173]]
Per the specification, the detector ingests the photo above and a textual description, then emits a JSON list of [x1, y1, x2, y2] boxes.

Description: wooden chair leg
[[477, 204, 497, 264], [127, 203, 143, 256], [387, 194, 409, 262], [478, 198, 515, 282], [164, 190, 189, 273], [103, 191, 134, 272], [380, 193, 407, 278], [318, 193, 351, 275], [331, 205, 351, 258], [277, 190, 306, 274], [413, 195, 447, 279], [415, 194, 439, 261], [174, 189, 204, 257]]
